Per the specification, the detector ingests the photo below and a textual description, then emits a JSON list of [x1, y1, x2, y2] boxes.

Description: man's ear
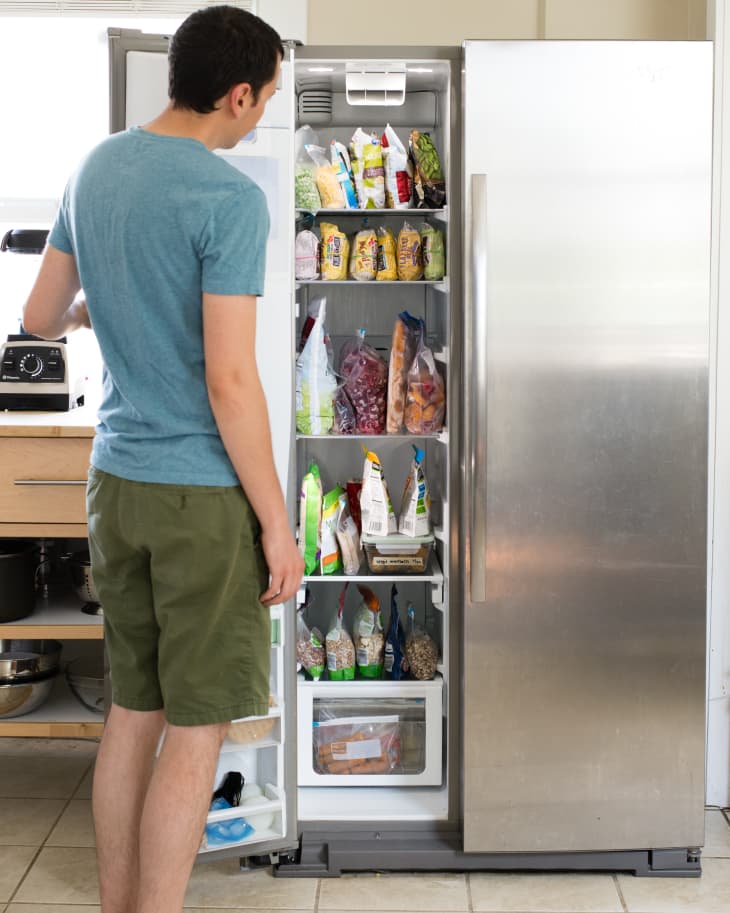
[[229, 82, 253, 116]]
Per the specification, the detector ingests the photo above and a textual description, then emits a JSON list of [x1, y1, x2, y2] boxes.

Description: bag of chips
[[381, 124, 413, 209], [349, 227, 378, 281], [376, 226, 397, 281], [397, 222, 423, 281]]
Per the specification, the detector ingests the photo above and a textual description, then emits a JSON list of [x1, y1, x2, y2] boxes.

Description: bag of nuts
[[405, 602, 438, 681], [326, 583, 356, 681], [354, 585, 385, 678], [297, 603, 325, 681]]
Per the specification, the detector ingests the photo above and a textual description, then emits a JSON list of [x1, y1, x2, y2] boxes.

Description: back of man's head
[[169, 5, 284, 114]]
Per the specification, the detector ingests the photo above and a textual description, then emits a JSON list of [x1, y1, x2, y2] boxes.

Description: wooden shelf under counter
[[0, 671, 104, 738], [1, 591, 104, 640]]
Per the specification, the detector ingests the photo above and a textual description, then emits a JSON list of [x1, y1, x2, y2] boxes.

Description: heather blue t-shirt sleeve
[[200, 184, 270, 296], [48, 185, 74, 255]]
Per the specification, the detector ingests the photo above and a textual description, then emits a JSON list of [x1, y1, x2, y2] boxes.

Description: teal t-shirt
[[49, 126, 270, 486]]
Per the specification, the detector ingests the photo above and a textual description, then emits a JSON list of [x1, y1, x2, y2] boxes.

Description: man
[[22, 7, 303, 913]]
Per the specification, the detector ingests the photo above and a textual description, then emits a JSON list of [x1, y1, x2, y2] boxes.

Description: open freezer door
[[107, 27, 299, 863]]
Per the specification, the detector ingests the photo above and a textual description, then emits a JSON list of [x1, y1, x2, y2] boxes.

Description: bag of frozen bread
[[386, 310, 420, 433]]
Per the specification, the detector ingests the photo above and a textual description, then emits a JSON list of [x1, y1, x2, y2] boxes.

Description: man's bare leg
[[92, 704, 166, 913], [135, 720, 229, 913]]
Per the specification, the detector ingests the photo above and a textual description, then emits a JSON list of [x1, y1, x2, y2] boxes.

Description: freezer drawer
[[297, 679, 442, 786]]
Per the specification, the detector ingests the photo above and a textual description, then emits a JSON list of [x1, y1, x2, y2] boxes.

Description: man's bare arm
[[22, 244, 90, 339], [203, 291, 303, 605]]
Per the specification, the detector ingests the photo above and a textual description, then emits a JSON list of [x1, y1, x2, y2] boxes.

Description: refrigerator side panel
[[462, 40, 712, 853]]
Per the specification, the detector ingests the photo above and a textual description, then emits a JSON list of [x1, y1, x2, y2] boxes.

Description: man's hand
[[259, 521, 304, 606]]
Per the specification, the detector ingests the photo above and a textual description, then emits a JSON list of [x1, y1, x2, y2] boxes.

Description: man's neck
[[141, 104, 225, 151]]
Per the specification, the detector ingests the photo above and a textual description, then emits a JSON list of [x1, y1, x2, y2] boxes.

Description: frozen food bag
[[421, 222, 446, 281], [397, 221, 423, 281], [295, 229, 320, 280], [354, 585, 384, 678], [333, 383, 356, 434], [298, 462, 322, 575], [297, 604, 326, 681], [385, 585, 409, 680], [295, 125, 322, 211], [298, 296, 334, 362], [409, 129, 447, 209], [405, 602, 438, 680], [335, 491, 363, 575], [331, 140, 359, 209], [350, 128, 386, 209], [326, 583, 356, 680], [295, 297, 337, 433], [381, 123, 413, 209], [339, 329, 388, 434], [349, 227, 378, 281], [320, 222, 350, 281], [399, 445, 431, 537], [376, 225, 397, 281], [346, 479, 363, 534], [305, 144, 346, 209], [360, 449, 397, 537], [386, 310, 420, 432], [404, 320, 446, 435], [321, 485, 344, 576]]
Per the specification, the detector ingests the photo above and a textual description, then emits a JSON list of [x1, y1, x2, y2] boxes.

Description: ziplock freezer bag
[[382, 124, 413, 209], [421, 222, 445, 281], [350, 128, 386, 209], [321, 485, 344, 575], [299, 462, 322, 575], [295, 229, 320, 280], [409, 130, 447, 209], [297, 605, 325, 681], [405, 603, 438, 680], [397, 222, 423, 281], [335, 491, 363, 575], [360, 449, 397, 537], [333, 384, 356, 435], [339, 329, 388, 435], [326, 583, 356, 680], [295, 125, 322, 211], [404, 321, 446, 435], [295, 297, 337, 433], [349, 227, 378, 281], [386, 310, 420, 433], [399, 445, 431, 537], [306, 144, 346, 209], [331, 140, 358, 209], [354, 585, 384, 678], [313, 713, 401, 774]]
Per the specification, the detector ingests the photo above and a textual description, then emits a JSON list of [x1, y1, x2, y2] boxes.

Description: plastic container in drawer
[[361, 534, 434, 574]]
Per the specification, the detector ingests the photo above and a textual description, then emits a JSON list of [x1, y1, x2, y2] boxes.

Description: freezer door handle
[[468, 173, 488, 605]]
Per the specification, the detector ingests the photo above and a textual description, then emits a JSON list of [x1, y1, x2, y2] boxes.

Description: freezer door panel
[[462, 41, 711, 853]]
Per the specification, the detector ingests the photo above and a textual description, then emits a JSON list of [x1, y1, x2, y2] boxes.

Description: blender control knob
[[20, 353, 43, 377]]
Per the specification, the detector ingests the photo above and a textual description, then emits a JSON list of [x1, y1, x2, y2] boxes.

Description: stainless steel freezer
[[462, 41, 712, 856]]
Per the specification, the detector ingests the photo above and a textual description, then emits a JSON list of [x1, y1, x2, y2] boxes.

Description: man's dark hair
[[169, 5, 284, 113]]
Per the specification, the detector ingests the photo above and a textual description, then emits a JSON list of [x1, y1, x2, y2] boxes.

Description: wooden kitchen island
[[0, 404, 104, 737]]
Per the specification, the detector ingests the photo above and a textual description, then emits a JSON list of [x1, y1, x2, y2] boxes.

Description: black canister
[[0, 541, 37, 623]]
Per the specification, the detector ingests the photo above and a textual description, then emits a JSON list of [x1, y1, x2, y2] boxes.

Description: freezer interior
[[292, 52, 455, 826]]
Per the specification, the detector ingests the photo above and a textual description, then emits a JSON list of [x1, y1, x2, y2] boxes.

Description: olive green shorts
[[86, 466, 270, 726]]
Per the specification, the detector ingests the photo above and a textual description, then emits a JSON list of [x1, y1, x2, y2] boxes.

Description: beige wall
[[307, 0, 707, 44]]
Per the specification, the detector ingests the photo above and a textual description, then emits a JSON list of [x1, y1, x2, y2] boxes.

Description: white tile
[[6, 906, 101, 912], [0, 754, 91, 800], [45, 799, 95, 848], [618, 856, 730, 913], [184, 860, 317, 909], [0, 798, 65, 846], [12, 846, 99, 905], [705, 810, 730, 858], [469, 871, 622, 913], [72, 764, 94, 799], [183, 909, 313, 913], [0, 846, 38, 903], [318, 873, 469, 912]]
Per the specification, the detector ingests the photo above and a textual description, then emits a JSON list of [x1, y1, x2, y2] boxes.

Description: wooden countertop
[[0, 402, 98, 438]]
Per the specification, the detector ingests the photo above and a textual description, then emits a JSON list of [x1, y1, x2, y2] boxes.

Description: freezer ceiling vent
[[0, 0, 254, 14]]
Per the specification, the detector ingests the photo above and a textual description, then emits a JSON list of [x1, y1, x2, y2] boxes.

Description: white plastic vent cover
[[345, 62, 406, 106], [0, 0, 254, 14]]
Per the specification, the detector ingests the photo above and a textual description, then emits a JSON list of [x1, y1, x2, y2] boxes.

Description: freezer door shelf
[[199, 784, 284, 855], [297, 678, 443, 787]]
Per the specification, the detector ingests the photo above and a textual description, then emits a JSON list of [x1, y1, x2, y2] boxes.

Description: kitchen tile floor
[[1, 739, 730, 913]]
